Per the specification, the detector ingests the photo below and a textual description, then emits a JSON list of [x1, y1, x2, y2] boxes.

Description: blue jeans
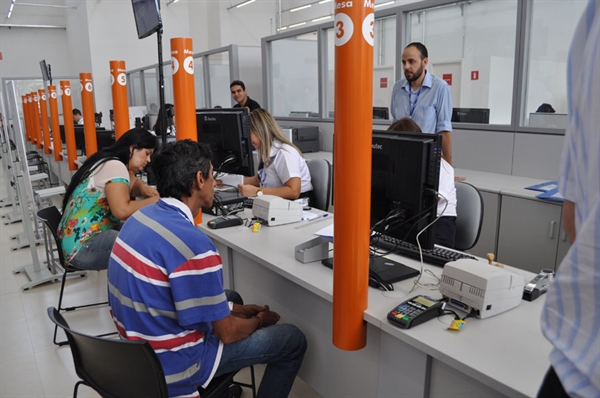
[[215, 292, 308, 398], [68, 229, 119, 270]]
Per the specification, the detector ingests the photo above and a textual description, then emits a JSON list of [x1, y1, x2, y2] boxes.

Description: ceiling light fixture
[[290, 4, 311, 12], [7, 0, 15, 19], [374, 1, 395, 8], [166, 0, 180, 6], [318, 0, 333, 3], [227, 0, 256, 10], [289, 21, 307, 28], [312, 15, 332, 22]]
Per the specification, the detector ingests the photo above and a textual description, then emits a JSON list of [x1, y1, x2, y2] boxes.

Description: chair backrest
[[37, 206, 66, 266], [47, 307, 169, 398], [306, 158, 332, 211], [454, 181, 484, 251]]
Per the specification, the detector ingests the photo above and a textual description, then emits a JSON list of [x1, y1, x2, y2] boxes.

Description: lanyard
[[409, 87, 422, 117]]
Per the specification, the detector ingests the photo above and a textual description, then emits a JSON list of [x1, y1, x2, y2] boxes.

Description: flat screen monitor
[[373, 107, 389, 120], [97, 130, 116, 150], [39, 60, 50, 82], [59, 125, 107, 153], [131, 0, 162, 39], [451, 108, 490, 124], [196, 108, 255, 177], [370, 131, 441, 250]]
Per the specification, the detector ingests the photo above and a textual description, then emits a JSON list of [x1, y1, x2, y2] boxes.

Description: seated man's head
[[388, 117, 422, 133], [230, 80, 247, 105], [73, 108, 83, 123], [152, 140, 215, 214]]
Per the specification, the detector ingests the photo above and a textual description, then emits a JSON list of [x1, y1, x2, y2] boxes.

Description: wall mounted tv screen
[[131, 0, 162, 39]]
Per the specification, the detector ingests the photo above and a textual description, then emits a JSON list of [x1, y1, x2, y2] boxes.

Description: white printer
[[439, 259, 525, 319], [252, 195, 303, 226]]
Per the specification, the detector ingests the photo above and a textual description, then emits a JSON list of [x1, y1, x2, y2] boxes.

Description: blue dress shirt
[[390, 71, 453, 134]]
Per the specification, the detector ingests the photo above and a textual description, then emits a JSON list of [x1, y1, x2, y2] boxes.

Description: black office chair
[[454, 181, 484, 251], [47, 306, 169, 398], [37, 206, 112, 346], [47, 307, 257, 398]]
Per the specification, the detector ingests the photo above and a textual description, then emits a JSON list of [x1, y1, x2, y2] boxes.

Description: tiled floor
[[0, 167, 321, 398]]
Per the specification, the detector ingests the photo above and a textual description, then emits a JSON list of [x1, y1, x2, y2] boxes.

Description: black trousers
[[537, 367, 570, 398], [433, 216, 456, 248]]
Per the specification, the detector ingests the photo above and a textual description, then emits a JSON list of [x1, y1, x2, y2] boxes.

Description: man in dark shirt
[[230, 80, 261, 111]]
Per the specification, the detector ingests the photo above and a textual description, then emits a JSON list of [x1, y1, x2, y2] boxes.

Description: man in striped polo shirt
[[108, 140, 307, 398]]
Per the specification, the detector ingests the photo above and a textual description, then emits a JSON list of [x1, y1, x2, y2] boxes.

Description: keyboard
[[243, 197, 254, 208], [372, 234, 478, 267]]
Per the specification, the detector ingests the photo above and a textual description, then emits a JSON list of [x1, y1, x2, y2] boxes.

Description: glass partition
[[128, 71, 144, 106], [163, 64, 174, 105], [407, 0, 518, 125], [521, 0, 587, 129], [194, 56, 206, 109], [270, 31, 319, 118], [373, 16, 396, 121], [208, 52, 231, 109], [143, 68, 159, 115]]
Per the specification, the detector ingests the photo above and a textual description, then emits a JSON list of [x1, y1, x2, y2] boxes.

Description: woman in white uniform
[[237, 109, 313, 200], [388, 118, 458, 248]]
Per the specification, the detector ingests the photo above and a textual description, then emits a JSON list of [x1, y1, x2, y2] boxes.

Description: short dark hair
[[388, 117, 423, 133], [152, 140, 213, 200], [405, 42, 428, 60], [536, 103, 556, 113], [230, 80, 246, 90], [73, 109, 82, 116]]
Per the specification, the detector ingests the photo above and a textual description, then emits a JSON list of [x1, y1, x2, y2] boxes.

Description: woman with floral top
[[58, 128, 159, 270]]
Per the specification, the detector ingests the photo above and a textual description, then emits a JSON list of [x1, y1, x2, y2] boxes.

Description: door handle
[[549, 221, 556, 239]]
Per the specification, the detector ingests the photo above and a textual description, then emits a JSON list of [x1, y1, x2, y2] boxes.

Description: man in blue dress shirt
[[390, 42, 453, 164]]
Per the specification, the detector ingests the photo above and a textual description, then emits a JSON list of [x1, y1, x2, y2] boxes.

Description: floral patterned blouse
[[58, 160, 130, 264]]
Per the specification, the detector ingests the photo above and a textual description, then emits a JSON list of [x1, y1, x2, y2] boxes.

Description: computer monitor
[[196, 108, 255, 177], [97, 130, 116, 150], [371, 131, 441, 250], [131, 0, 162, 39], [372, 107, 389, 120], [59, 125, 107, 153], [451, 108, 490, 124]]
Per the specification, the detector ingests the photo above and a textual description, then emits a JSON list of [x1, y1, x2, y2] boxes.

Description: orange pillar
[[332, 1, 375, 350], [39, 89, 52, 155], [60, 81, 78, 171], [22, 95, 32, 143], [110, 60, 130, 139], [80, 73, 98, 156], [171, 37, 201, 224], [32, 92, 43, 149], [48, 86, 63, 161]]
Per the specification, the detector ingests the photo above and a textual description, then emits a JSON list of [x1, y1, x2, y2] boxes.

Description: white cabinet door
[[497, 195, 561, 273]]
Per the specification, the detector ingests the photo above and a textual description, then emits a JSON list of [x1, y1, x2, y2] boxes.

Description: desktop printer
[[252, 195, 302, 226], [279, 125, 320, 153], [439, 259, 524, 319]]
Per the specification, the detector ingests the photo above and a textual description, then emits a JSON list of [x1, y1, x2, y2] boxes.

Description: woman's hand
[[237, 183, 260, 197], [139, 183, 159, 198]]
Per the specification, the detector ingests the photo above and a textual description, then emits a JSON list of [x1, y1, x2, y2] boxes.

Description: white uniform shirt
[[541, 2, 600, 397], [259, 140, 313, 194], [437, 159, 457, 217]]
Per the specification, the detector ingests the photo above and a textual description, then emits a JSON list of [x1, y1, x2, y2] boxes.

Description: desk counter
[[199, 209, 551, 398]]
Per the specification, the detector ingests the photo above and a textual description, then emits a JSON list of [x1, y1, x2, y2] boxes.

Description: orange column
[[80, 73, 98, 156], [38, 89, 52, 155], [48, 86, 63, 161], [22, 95, 32, 143], [332, 1, 375, 350], [60, 81, 78, 171], [110, 60, 130, 139], [32, 92, 43, 149], [171, 37, 201, 224]]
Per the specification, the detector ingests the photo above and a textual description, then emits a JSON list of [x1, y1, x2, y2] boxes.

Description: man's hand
[[256, 306, 280, 328], [231, 304, 266, 319]]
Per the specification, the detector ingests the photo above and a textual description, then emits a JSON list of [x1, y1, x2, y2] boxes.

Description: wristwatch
[[228, 301, 234, 311], [257, 188, 264, 197]]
